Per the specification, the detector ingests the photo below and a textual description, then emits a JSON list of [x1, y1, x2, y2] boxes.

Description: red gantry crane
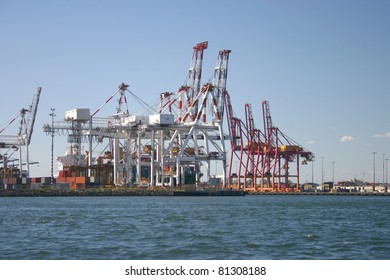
[[225, 95, 264, 190], [225, 98, 313, 192], [261, 100, 314, 191]]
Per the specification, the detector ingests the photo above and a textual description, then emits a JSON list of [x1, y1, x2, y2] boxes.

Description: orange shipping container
[[76, 176, 86, 184], [56, 177, 66, 183], [66, 177, 77, 189], [69, 182, 77, 190]]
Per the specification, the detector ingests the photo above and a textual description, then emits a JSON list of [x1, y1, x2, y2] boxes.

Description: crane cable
[[0, 111, 23, 134]]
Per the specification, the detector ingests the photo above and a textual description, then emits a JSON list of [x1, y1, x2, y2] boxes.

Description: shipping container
[[75, 176, 86, 184], [149, 114, 174, 125], [65, 108, 90, 121]]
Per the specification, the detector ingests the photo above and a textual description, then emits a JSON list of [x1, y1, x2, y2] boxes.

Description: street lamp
[[386, 158, 389, 192], [373, 152, 377, 190], [332, 161, 335, 185], [382, 154, 385, 185], [49, 108, 56, 186], [321, 156, 325, 188], [311, 158, 314, 184]]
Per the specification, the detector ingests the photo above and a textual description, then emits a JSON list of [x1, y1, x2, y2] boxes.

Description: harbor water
[[1, 195, 389, 259]]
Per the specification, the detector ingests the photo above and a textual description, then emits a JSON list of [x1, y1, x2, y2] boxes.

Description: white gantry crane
[[0, 87, 41, 178], [42, 42, 233, 189]]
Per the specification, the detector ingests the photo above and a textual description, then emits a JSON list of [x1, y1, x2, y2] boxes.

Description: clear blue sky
[[1, 0, 389, 184]]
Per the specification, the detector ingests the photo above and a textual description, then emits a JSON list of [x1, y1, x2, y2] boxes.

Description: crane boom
[[224, 91, 239, 149], [245, 103, 255, 136], [182, 41, 208, 121], [212, 49, 231, 119], [186, 41, 208, 100], [26, 87, 41, 145], [262, 100, 275, 147]]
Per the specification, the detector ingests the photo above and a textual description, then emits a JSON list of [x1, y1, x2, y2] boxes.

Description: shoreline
[[0, 187, 389, 197]]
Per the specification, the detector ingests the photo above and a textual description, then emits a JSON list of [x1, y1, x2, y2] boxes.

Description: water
[[1, 195, 389, 259]]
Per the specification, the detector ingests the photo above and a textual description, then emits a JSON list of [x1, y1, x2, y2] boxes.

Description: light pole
[[321, 156, 325, 188], [386, 158, 388, 192], [50, 108, 56, 186], [373, 152, 377, 190], [332, 161, 335, 185], [382, 154, 385, 185], [311, 158, 314, 184]]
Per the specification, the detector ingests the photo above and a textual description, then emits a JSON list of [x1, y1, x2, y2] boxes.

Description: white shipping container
[[122, 115, 149, 125], [149, 114, 174, 125], [65, 108, 90, 121]]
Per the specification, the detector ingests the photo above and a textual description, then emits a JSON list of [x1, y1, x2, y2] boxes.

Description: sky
[[0, 0, 389, 184]]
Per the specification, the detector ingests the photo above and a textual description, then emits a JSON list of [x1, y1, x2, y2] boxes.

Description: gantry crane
[[43, 42, 233, 189], [261, 100, 314, 191], [148, 44, 232, 188], [160, 48, 231, 187], [225, 98, 266, 190], [225, 98, 313, 192], [43, 83, 136, 186], [225, 95, 246, 189], [0, 87, 41, 178], [243, 103, 265, 190]]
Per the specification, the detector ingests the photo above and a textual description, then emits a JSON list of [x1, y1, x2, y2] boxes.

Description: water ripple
[[1, 196, 390, 259]]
